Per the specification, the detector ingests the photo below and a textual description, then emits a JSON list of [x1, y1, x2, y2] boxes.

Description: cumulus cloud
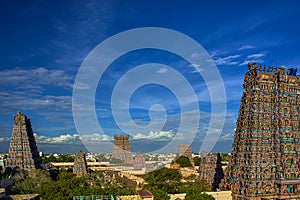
[[80, 133, 111, 142], [34, 133, 81, 144], [132, 130, 174, 141], [33, 133, 111, 144]]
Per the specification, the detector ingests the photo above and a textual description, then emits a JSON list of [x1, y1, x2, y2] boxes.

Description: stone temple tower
[[228, 63, 300, 199], [73, 150, 88, 176], [111, 135, 132, 164], [5, 111, 41, 170]]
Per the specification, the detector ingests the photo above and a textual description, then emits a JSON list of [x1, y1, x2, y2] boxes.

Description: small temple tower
[[73, 150, 88, 176], [228, 63, 300, 199], [178, 144, 193, 164], [5, 111, 41, 170]]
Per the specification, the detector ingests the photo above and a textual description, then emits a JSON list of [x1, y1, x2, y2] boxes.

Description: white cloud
[[132, 130, 174, 141], [34, 133, 81, 144], [0, 91, 71, 112], [238, 45, 255, 50], [80, 133, 111, 142], [213, 55, 241, 65], [209, 50, 227, 58], [0, 67, 73, 112], [33, 133, 111, 144], [219, 133, 234, 141], [0, 67, 73, 90], [247, 52, 266, 59], [0, 137, 10, 142], [155, 67, 168, 74], [239, 51, 267, 66]]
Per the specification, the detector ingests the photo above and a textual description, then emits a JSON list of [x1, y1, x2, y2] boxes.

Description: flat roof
[[136, 190, 153, 198]]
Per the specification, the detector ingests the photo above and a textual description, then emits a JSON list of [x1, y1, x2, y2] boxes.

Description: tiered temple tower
[[111, 135, 132, 164], [228, 62, 300, 199], [198, 153, 224, 191], [73, 150, 88, 176], [5, 111, 41, 170], [133, 153, 146, 170], [178, 144, 193, 164]]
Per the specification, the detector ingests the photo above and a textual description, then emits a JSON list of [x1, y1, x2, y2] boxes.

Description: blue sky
[[0, 0, 300, 153]]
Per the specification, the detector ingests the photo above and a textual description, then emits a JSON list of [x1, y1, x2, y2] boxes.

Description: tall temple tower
[[73, 150, 88, 176], [198, 153, 224, 191], [228, 63, 300, 199], [111, 135, 132, 163], [5, 111, 41, 170]]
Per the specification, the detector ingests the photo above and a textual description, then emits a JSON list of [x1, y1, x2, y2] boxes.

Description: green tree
[[13, 170, 52, 195], [144, 168, 182, 194], [57, 154, 74, 162], [110, 158, 123, 164], [175, 156, 192, 167], [185, 188, 215, 200], [151, 189, 169, 200], [42, 155, 57, 164], [193, 156, 201, 166], [220, 153, 230, 162]]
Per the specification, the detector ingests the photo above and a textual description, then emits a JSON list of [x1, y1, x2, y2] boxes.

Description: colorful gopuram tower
[[73, 150, 88, 176], [111, 135, 132, 164], [198, 153, 224, 191], [228, 62, 300, 199], [5, 111, 41, 170]]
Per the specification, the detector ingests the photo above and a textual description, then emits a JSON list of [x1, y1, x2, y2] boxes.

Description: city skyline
[[1, 1, 300, 153]]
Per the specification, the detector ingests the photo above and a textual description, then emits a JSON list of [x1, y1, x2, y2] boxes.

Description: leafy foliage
[[193, 156, 201, 166], [144, 167, 182, 195], [11, 166, 214, 200], [143, 167, 214, 200], [12, 170, 135, 200], [175, 156, 192, 167], [42, 154, 74, 164], [185, 188, 215, 200]]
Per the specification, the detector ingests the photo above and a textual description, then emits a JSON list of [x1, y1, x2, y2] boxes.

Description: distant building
[[178, 144, 193, 163], [0, 188, 5, 199], [228, 63, 300, 199], [198, 153, 224, 191], [73, 195, 114, 200], [117, 190, 154, 200], [111, 135, 132, 164], [73, 150, 88, 176], [135, 190, 154, 200], [8, 194, 40, 200], [5, 111, 41, 170], [133, 153, 146, 170]]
